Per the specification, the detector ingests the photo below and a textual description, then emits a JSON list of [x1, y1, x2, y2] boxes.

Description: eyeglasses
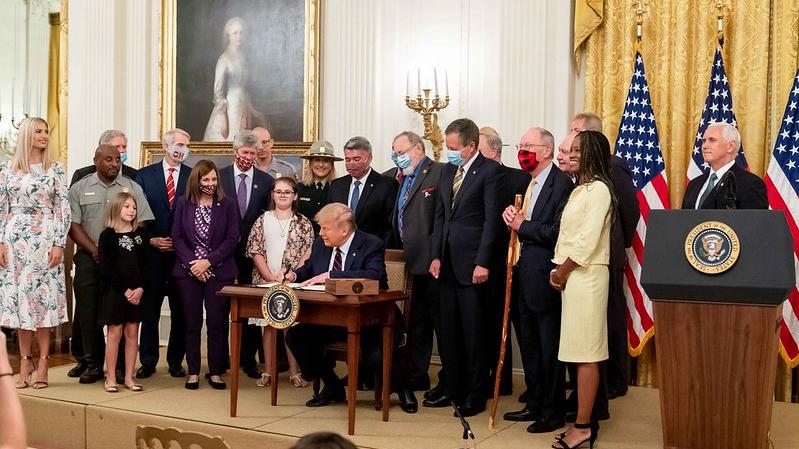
[[515, 143, 548, 151], [274, 190, 295, 196], [262, 139, 275, 145]]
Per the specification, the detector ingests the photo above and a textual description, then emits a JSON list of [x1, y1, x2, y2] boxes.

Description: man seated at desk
[[283, 203, 416, 411]]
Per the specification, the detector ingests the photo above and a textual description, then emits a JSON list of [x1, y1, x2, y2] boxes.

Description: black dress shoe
[[136, 365, 156, 379], [397, 390, 418, 414], [185, 379, 199, 390], [503, 408, 540, 422], [242, 365, 262, 379], [422, 394, 451, 408], [168, 365, 186, 377], [518, 390, 528, 403], [67, 362, 88, 378], [79, 366, 104, 384], [306, 386, 346, 407], [424, 383, 445, 400], [455, 400, 486, 417], [207, 375, 226, 390], [527, 417, 565, 433]]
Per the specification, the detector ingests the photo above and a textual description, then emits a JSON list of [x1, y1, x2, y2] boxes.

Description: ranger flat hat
[[301, 140, 342, 161]]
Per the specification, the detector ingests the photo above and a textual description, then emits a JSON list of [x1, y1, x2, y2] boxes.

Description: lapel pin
[[253, 184, 258, 189]]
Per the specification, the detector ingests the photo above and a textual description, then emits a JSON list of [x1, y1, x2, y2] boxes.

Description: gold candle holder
[[405, 89, 450, 160]]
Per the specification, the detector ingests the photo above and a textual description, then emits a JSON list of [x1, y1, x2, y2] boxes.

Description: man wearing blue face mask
[[427, 118, 502, 417], [70, 130, 139, 187]]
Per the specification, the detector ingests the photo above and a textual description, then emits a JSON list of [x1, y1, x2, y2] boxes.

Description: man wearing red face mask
[[500, 127, 574, 433], [219, 130, 275, 379]]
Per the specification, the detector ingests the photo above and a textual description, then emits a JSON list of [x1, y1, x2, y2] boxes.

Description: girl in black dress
[[98, 192, 148, 393]]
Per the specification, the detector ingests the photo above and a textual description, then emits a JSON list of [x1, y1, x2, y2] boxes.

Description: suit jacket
[[493, 165, 533, 265], [170, 195, 240, 280], [681, 164, 768, 210], [431, 153, 502, 285], [329, 170, 398, 244], [70, 164, 138, 187], [296, 181, 331, 235], [293, 230, 388, 289], [383, 157, 445, 274], [516, 165, 575, 310], [219, 165, 275, 254], [610, 155, 640, 272]]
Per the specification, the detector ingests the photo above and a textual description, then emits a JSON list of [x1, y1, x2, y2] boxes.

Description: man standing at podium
[[682, 122, 767, 209]]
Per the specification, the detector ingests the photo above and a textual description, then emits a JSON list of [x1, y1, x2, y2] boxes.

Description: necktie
[[350, 180, 361, 211], [316, 182, 323, 191], [698, 172, 718, 208], [396, 171, 404, 184], [398, 175, 415, 240], [237, 173, 248, 218], [332, 248, 343, 271], [166, 167, 176, 208], [451, 166, 464, 205], [513, 178, 537, 265]]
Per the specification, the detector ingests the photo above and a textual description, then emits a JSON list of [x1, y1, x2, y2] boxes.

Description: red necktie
[[166, 168, 176, 208]]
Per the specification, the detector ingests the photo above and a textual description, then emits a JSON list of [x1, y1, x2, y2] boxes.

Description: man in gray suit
[[383, 131, 445, 407]]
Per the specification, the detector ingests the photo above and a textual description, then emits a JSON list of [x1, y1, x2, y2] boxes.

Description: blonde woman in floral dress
[[0, 117, 70, 389], [246, 177, 314, 387]]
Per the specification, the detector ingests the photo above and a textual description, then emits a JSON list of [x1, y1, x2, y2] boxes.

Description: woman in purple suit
[[171, 160, 239, 390]]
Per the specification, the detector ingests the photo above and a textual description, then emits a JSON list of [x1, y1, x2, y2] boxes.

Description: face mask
[[235, 154, 255, 172], [200, 184, 217, 195], [169, 144, 189, 162], [119, 152, 128, 164], [517, 150, 539, 173], [447, 150, 464, 166], [346, 159, 370, 180], [392, 152, 412, 170]]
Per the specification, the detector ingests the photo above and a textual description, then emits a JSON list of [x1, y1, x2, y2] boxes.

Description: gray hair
[[393, 131, 425, 153], [706, 121, 741, 153], [537, 127, 555, 150], [233, 129, 261, 151], [224, 17, 244, 42], [573, 112, 603, 132], [98, 129, 126, 145], [343, 136, 372, 153], [162, 128, 191, 146], [481, 132, 503, 155]]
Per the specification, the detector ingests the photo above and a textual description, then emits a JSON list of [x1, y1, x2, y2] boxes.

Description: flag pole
[[715, 0, 725, 46]]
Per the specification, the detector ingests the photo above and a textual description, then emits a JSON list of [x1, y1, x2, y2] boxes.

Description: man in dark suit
[[70, 129, 138, 186], [682, 122, 767, 210], [383, 131, 445, 408], [133, 128, 192, 379], [219, 130, 275, 379], [283, 203, 388, 407], [329, 136, 398, 244], [478, 127, 531, 398], [427, 118, 502, 417], [501, 127, 574, 432]]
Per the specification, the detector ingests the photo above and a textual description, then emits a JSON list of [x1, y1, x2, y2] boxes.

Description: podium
[[640, 210, 795, 449]]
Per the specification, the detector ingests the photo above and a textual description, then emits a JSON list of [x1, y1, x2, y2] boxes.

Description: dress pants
[[236, 254, 263, 370], [438, 259, 488, 404], [72, 251, 108, 370], [139, 268, 185, 370], [405, 274, 444, 391], [177, 276, 232, 376], [516, 286, 565, 419], [606, 266, 629, 393]]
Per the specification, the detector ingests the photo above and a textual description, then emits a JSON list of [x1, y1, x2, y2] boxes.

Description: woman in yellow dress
[[549, 130, 616, 449]]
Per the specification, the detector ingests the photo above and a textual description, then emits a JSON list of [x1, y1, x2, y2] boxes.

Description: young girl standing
[[98, 192, 149, 392]]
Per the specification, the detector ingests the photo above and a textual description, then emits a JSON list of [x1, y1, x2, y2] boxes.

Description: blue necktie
[[350, 180, 361, 211], [398, 175, 414, 240]]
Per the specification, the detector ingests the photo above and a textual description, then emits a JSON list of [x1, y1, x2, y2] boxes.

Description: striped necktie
[[166, 168, 176, 208], [332, 248, 343, 271], [451, 166, 464, 204]]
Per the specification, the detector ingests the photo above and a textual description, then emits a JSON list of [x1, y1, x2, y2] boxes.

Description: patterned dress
[[0, 161, 70, 330]]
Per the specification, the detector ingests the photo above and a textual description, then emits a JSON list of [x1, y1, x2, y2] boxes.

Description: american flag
[[686, 45, 749, 181], [613, 52, 670, 355], [764, 68, 799, 368]]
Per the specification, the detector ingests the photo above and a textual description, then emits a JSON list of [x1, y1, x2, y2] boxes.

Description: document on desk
[[254, 282, 326, 291]]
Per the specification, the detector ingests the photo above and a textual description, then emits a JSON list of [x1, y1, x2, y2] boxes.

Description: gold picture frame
[[159, 0, 321, 142], [139, 141, 311, 178]]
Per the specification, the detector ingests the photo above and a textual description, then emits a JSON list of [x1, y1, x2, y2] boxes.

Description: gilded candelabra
[[405, 69, 450, 160]]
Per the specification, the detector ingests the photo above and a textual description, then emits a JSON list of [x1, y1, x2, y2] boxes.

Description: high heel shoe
[[289, 373, 309, 388], [15, 355, 33, 389], [256, 373, 272, 387], [552, 421, 598, 449], [33, 355, 49, 389]]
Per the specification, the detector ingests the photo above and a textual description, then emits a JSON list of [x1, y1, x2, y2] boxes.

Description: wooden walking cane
[[488, 193, 523, 430]]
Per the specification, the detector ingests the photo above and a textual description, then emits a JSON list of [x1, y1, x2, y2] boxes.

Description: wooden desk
[[218, 285, 409, 435]]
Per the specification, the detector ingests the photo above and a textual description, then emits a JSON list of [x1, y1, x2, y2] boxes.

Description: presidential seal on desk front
[[261, 284, 299, 328]]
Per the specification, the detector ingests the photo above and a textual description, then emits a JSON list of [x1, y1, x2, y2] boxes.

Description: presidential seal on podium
[[261, 284, 300, 328], [684, 220, 740, 274]]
